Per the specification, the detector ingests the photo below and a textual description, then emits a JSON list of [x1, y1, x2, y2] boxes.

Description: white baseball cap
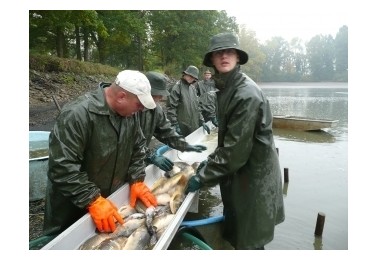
[[115, 70, 156, 109]]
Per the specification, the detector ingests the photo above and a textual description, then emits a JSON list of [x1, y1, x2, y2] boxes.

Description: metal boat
[[273, 115, 339, 131]]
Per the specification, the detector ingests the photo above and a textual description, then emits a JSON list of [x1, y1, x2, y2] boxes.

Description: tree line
[[29, 10, 347, 82]]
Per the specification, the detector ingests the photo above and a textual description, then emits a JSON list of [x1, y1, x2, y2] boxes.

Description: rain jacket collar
[[212, 65, 241, 90]]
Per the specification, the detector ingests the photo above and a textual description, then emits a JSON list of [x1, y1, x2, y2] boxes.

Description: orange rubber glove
[[87, 196, 124, 233], [130, 182, 157, 208]]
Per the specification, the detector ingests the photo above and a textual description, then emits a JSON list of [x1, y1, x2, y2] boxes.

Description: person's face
[[153, 95, 163, 103], [116, 91, 145, 117], [184, 74, 196, 84], [204, 73, 212, 80], [210, 48, 239, 74]]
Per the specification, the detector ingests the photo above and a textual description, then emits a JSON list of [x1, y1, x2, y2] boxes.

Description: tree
[[334, 25, 348, 81], [30, 11, 73, 57], [306, 34, 335, 81], [238, 25, 265, 82], [147, 10, 238, 76], [261, 37, 291, 81]]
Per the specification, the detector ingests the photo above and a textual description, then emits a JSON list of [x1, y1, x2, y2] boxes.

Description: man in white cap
[[43, 70, 158, 238]]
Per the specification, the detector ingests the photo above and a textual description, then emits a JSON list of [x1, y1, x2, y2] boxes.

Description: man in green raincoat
[[43, 70, 158, 237], [139, 71, 207, 172], [195, 69, 218, 127], [166, 65, 210, 137], [186, 32, 285, 249]]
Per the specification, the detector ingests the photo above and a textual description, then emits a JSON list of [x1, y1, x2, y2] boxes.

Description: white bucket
[[29, 131, 50, 201]]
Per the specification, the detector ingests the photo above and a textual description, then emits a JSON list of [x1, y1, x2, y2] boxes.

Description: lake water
[[169, 82, 348, 250]]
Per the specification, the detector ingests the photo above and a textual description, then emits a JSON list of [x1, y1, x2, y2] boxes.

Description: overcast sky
[[226, 4, 349, 43]]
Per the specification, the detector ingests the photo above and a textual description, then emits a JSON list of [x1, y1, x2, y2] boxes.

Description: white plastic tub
[[42, 122, 217, 250], [29, 131, 50, 201]]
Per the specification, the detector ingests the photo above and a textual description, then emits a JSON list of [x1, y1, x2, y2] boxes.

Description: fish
[[96, 236, 128, 250], [169, 174, 189, 213], [169, 188, 185, 214], [78, 232, 112, 250], [164, 162, 193, 178], [122, 226, 151, 250], [180, 164, 195, 178], [151, 173, 185, 196], [78, 213, 145, 250], [152, 213, 175, 238], [79, 161, 197, 250], [145, 206, 156, 234], [155, 193, 171, 205], [116, 216, 146, 237], [164, 165, 182, 178], [118, 204, 137, 219], [191, 162, 201, 172]]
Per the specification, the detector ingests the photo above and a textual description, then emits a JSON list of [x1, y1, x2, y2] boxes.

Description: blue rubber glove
[[210, 117, 218, 127], [185, 144, 207, 153], [149, 154, 174, 171], [196, 160, 207, 173], [185, 175, 203, 194], [202, 122, 210, 134], [185, 160, 207, 194]]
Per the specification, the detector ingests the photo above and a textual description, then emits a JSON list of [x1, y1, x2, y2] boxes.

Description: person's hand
[[185, 144, 207, 153], [185, 175, 203, 194], [196, 160, 207, 173], [149, 154, 174, 171], [210, 117, 218, 127], [87, 196, 124, 233], [202, 122, 210, 134], [185, 160, 207, 194], [130, 182, 157, 208], [173, 124, 182, 135]]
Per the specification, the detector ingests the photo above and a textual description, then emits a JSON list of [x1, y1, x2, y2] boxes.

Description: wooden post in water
[[284, 168, 289, 183], [314, 212, 326, 236]]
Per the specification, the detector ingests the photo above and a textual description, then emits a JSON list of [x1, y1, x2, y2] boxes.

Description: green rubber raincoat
[[138, 103, 192, 158], [195, 78, 217, 122], [166, 78, 204, 136], [43, 83, 147, 236], [198, 90, 217, 122], [198, 65, 285, 249]]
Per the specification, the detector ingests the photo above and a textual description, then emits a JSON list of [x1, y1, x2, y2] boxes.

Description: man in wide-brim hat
[[186, 32, 285, 250]]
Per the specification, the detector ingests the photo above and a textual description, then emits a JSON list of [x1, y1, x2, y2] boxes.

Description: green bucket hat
[[145, 71, 170, 96], [182, 65, 199, 80], [203, 32, 249, 67]]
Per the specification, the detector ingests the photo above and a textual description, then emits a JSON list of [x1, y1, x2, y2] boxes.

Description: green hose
[[181, 232, 213, 250]]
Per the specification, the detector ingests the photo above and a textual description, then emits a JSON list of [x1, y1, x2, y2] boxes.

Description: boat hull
[[272, 116, 338, 131]]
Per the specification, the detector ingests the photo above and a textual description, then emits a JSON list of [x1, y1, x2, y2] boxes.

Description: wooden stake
[[52, 95, 61, 112], [284, 168, 289, 183], [314, 212, 326, 236]]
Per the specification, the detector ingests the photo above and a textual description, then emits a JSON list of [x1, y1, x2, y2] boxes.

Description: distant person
[[166, 65, 210, 137], [186, 32, 285, 250], [195, 69, 215, 96], [43, 70, 158, 237], [139, 71, 207, 172], [195, 69, 218, 126]]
